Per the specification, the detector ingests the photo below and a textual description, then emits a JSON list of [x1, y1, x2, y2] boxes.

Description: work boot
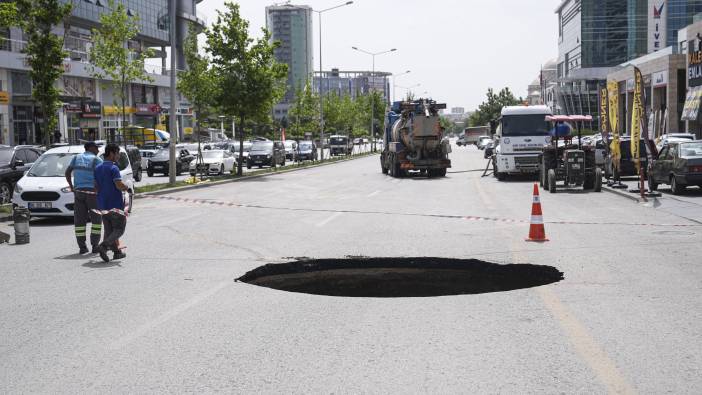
[[91, 246, 100, 254], [113, 251, 127, 260], [79, 246, 89, 254], [97, 245, 110, 263]]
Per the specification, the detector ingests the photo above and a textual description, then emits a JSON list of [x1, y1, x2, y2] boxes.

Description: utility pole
[[168, 0, 178, 185]]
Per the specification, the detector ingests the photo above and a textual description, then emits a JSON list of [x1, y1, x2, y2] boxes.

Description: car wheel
[[147, 169, 154, 177], [220, 165, 224, 175], [0, 181, 12, 204], [671, 176, 686, 195]]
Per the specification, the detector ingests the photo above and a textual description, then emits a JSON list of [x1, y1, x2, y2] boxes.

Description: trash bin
[[13, 206, 30, 245]]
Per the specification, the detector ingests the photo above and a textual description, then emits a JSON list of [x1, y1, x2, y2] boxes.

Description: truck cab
[[493, 105, 552, 180]]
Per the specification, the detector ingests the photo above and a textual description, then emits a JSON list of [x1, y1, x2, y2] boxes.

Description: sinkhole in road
[[236, 258, 564, 298]]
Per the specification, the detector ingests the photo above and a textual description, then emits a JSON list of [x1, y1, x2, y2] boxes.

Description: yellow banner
[[103, 106, 136, 115], [607, 81, 621, 171], [631, 68, 644, 171]]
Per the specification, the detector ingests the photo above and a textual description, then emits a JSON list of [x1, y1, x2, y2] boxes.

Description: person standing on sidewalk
[[94, 144, 129, 262], [65, 141, 102, 254]]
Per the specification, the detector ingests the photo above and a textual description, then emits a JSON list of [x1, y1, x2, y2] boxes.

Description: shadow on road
[[55, 253, 91, 260], [82, 260, 122, 269]]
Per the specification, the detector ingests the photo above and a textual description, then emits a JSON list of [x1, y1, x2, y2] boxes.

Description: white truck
[[493, 105, 552, 181]]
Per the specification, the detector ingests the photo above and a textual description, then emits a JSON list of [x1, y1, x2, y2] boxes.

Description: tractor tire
[[594, 168, 603, 192], [436, 168, 447, 177], [548, 169, 557, 193]]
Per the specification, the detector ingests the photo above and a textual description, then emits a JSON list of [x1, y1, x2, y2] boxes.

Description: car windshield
[[153, 149, 170, 159], [202, 151, 224, 159], [299, 143, 313, 150], [680, 143, 702, 157], [502, 115, 550, 136], [251, 142, 273, 151], [27, 153, 76, 177], [0, 149, 12, 163], [331, 137, 347, 144]]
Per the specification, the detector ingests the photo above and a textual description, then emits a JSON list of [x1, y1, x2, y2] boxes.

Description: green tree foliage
[[9, 0, 72, 147], [178, 23, 216, 147], [469, 88, 522, 127], [206, 2, 288, 175], [88, 0, 154, 144], [288, 81, 319, 139]]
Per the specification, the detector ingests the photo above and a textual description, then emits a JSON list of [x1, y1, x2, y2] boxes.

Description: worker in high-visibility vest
[[65, 141, 103, 254]]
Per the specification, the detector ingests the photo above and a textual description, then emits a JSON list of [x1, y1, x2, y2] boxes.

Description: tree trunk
[[121, 88, 127, 149], [237, 115, 244, 176], [42, 104, 50, 148]]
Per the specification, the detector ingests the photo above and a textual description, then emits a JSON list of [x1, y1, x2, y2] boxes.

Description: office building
[[0, 0, 205, 145], [313, 69, 392, 104], [266, 4, 314, 120]]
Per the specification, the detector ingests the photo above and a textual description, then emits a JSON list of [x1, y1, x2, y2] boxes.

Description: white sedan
[[189, 150, 236, 176]]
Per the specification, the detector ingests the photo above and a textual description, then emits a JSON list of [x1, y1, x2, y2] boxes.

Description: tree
[[288, 81, 318, 140], [178, 23, 216, 177], [206, 2, 287, 175], [89, 0, 154, 145], [469, 88, 522, 127], [9, 0, 72, 147]]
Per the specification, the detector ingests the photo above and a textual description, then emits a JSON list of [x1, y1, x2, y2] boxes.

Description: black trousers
[[74, 190, 101, 248], [101, 212, 126, 252]]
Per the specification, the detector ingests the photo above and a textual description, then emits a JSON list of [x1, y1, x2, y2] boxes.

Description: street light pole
[[168, 0, 178, 186], [392, 70, 411, 102], [314, 1, 353, 163], [352, 46, 397, 153]]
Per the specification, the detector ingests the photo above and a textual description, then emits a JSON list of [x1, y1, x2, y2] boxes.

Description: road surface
[[1, 144, 701, 393]]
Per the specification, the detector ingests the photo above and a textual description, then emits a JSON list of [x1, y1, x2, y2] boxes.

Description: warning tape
[[143, 194, 702, 228]]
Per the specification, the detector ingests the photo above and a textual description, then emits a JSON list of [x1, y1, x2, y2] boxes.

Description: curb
[[135, 153, 378, 199], [602, 185, 643, 203]]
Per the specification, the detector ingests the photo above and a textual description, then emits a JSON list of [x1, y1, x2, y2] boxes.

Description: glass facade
[[628, 0, 648, 60], [581, 0, 628, 67], [667, 0, 702, 47], [62, 0, 169, 44]]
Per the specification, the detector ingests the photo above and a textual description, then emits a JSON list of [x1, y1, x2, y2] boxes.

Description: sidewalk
[[603, 177, 702, 224]]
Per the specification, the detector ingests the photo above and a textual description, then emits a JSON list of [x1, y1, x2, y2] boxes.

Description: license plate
[[154, 165, 164, 169], [254, 161, 262, 164], [29, 202, 52, 209]]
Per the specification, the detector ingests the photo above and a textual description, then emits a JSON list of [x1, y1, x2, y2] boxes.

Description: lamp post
[[314, 1, 354, 162], [352, 46, 397, 152], [392, 70, 411, 102], [219, 115, 225, 139], [396, 83, 421, 100], [168, 0, 178, 185]]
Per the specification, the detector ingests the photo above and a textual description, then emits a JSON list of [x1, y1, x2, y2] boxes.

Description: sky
[[197, 0, 561, 112]]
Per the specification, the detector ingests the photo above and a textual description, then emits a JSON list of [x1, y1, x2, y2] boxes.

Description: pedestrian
[[94, 143, 129, 262], [65, 141, 103, 254]]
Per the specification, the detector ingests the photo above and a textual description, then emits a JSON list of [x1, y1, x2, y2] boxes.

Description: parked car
[[0, 145, 44, 204], [456, 135, 469, 146], [247, 141, 285, 169], [126, 146, 143, 182], [189, 150, 236, 176], [477, 136, 492, 150], [146, 147, 194, 177], [604, 138, 649, 179], [284, 141, 298, 161], [12, 145, 134, 217], [296, 140, 317, 162], [649, 141, 702, 194], [656, 133, 696, 151]]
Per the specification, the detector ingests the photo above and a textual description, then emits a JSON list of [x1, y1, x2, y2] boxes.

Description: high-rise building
[[266, 4, 314, 120], [0, 0, 205, 145], [313, 69, 391, 104]]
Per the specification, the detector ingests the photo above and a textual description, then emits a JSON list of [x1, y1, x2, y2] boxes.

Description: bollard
[[13, 206, 30, 245]]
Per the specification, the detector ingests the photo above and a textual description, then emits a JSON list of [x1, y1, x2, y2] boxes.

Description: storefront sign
[[103, 105, 136, 115], [160, 106, 193, 115], [136, 103, 162, 114], [81, 101, 102, 118], [648, 0, 667, 53], [64, 102, 82, 113], [652, 71, 668, 87], [689, 50, 702, 87], [0, 91, 10, 105]]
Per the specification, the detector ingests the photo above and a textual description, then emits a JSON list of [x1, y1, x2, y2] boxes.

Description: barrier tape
[[143, 194, 702, 228]]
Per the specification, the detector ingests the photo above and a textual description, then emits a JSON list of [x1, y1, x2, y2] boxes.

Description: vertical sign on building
[[648, 0, 667, 53]]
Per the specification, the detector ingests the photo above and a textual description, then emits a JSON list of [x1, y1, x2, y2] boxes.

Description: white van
[[12, 145, 135, 217]]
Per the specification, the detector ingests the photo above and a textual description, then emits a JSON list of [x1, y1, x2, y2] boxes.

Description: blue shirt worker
[[94, 143, 129, 263], [65, 141, 103, 254]]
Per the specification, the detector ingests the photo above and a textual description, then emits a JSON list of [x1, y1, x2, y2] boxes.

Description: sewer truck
[[492, 105, 553, 181], [380, 99, 452, 178]]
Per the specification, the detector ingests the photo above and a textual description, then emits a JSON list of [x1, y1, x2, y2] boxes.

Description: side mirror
[[12, 159, 24, 169]]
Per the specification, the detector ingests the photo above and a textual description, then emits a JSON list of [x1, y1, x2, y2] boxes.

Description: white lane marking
[[107, 281, 231, 351], [367, 190, 382, 198], [316, 212, 343, 228]]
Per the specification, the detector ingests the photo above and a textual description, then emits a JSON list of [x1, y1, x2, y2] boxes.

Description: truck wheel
[[496, 172, 507, 181], [548, 169, 557, 193], [583, 173, 595, 190], [436, 168, 447, 177]]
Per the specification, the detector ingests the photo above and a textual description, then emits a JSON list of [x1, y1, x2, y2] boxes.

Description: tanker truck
[[380, 99, 452, 178]]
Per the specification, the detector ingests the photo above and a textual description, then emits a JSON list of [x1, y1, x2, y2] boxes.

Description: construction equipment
[[539, 115, 602, 193], [380, 99, 452, 178]]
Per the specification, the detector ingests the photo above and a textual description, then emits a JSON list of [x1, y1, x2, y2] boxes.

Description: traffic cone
[[526, 183, 549, 242]]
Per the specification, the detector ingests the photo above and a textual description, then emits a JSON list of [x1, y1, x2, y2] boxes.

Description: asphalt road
[[2, 143, 702, 393]]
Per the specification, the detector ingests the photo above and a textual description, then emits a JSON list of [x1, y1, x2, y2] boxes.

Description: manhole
[[237, 258, 563, 298]]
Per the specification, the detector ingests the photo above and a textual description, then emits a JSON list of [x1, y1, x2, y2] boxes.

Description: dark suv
[[0, 145, 44, 204], [247, 141, 285, 169]]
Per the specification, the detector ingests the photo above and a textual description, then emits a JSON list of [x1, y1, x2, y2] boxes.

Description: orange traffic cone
[[526, 183, 549, 242]]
